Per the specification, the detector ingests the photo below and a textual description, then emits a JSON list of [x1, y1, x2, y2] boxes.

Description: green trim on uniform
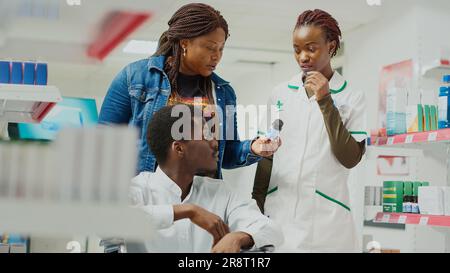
[[349, 131, 368, 136], [330, 81, 347, 94], [267, 186, 278, 195], [315, 190, 351, 212], [288, 84, 300, 90], [287, 80, 347, 94]]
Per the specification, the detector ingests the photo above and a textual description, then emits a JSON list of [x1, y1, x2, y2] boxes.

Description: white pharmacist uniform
[[261, 71, 367, 252]]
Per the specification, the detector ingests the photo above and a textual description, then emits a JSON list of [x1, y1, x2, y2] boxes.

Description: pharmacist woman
[[98, 3, 280, 178], [252, 9, 367, 252]]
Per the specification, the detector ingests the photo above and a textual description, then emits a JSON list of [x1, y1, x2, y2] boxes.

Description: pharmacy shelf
[[422, 60, 450, 79], [0, 200, 155, 240], [365, 146, 423, 159], [374, 212, 450, 227], [0, 84, 62, 124], [372, 129, 450, 147]]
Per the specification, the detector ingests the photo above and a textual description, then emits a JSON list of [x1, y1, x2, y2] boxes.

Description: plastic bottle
[[265, 119, 284, 141], [438, 75, 450, 129]]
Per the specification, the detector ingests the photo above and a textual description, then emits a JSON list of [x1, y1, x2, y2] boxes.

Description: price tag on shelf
[[382, 214, 390, 223], [419, 216, 429, 225], [405, 134, 414, 144], [428, 132, 438, 142], [398, 215, 407, 224], [387, 137, 395, 145]]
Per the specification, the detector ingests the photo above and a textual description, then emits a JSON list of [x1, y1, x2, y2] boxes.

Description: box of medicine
[[418, 186, 444, 215], [11, 62, 23, 84], [23, 62, 36, 85], [430, 106, 438, 131], [424, 105, 431, 131], [35, 63, 48, 85], [375, 186, 382, 206], [383, 181, 404, 213], [406, 105, 424, 133], [0, 61, 10, 83], [413, 181, 423, 197]]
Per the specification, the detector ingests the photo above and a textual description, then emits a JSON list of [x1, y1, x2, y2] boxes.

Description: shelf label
[[419, 216, 429, 225], [398, 215, 407, 224], [382, 214, 390, 223], [428, 132, 438, 142], [405, 135, 414, 144], [387, 137, 395, 145]]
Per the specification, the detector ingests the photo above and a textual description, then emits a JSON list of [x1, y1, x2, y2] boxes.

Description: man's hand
[[251, 137, 282, 158], [303, 71, 330, 101], [211, 232, 254, 253], [176, 204, 230, 245]]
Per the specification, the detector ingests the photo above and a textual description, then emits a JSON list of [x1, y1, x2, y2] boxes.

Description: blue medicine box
[[0, 61, 10, 83], [35, 63, 48, 86], [11, 62, 23, 84], [23, 62, 36, 85]]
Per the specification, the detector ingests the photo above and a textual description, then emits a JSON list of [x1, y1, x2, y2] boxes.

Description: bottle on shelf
[[438, 75, 450, 129]]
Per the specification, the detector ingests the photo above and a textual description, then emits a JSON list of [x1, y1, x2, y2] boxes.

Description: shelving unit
[[372, 129, 450, 147], [0, 200, 155, 240], [374, 212, 450, 227], [0, 84, 62, 124], [421, 61, 450, 80]]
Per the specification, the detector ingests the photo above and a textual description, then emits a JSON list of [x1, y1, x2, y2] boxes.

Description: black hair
[[147, 105, 196, 165], [296, 9, 342, 57], [154, 3, 229, 101]]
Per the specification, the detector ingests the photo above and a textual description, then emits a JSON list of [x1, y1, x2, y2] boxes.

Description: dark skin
[[180, 28, 225, 77], [160, 117, 255, 253], [293, 25, 337, 100], [178, 27, 281, 158]]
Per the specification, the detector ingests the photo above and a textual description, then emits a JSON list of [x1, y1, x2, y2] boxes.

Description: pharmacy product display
[[439, 75, 450, 129], [383, 181, 430, 214], [0, 60, 48, 86]]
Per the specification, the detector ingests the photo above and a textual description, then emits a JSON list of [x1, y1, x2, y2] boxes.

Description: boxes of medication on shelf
[[438, 75, 450, 129], [406, 104, 424, 133], [0, 61, 10, 84], [11, 62, 23, 84], [418, 186, 444, 215], [383, 181, 404, 212], [35, 63, 48, 86], [23, 62, 36, 85], [430, 105, 438, 131], [383, 181, 429, 213], [0, 61, 48, 86], [386, 85, 407, 136]]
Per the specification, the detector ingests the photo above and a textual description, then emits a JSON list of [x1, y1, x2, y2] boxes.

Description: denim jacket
[[99, 56, 261, 177]]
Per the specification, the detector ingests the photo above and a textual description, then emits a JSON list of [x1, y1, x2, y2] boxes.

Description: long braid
[[295, 9, 341, 57], [154, 3, 229, 100]]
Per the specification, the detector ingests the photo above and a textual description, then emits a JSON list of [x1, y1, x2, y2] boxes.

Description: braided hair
[[295, 9, 341, 57], [154, 3, 229, 100]]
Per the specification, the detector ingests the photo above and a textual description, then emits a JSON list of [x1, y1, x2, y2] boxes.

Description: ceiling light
[[123, 40, 158, 55], [366, 0, 382, 6]]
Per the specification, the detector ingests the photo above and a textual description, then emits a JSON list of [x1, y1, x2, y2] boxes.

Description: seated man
[[129, 105, 283, 253]]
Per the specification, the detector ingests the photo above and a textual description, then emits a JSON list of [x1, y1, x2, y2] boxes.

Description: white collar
[[153, 167, 184, 199]]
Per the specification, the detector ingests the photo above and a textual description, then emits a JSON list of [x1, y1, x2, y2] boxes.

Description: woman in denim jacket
[[99, 3, 280, 178]]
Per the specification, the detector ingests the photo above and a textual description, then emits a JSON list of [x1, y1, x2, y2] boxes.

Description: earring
[[183, 47, 187, 57]]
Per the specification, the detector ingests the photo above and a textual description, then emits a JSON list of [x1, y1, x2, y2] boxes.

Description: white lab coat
[[261, 71, 366, 252], [129, 168, 284, 253]]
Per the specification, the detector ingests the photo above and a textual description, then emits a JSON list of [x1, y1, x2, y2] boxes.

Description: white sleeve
[[224, 189, 284, 249], [346, 91, 368, 142], [129, 174, 174, 230]]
